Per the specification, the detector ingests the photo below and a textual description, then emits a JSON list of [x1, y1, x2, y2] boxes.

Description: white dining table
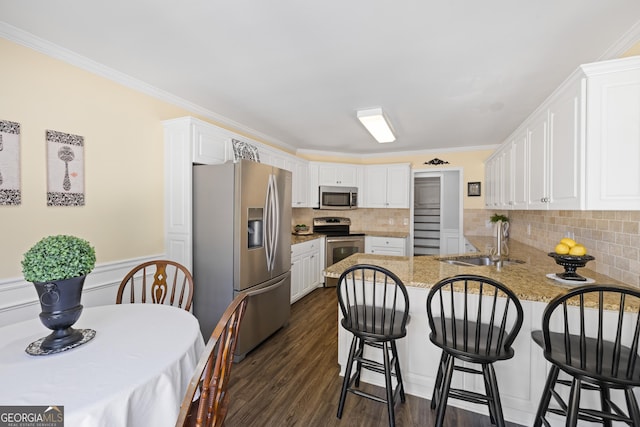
[[0, 303, 205, 427]]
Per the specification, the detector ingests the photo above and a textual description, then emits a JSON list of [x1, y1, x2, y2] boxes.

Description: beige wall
[[622, 41, 640, 57], [0, 39, 197, 278], [0, 37, 493, 280]]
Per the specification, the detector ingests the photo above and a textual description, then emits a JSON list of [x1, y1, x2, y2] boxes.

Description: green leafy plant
[[490, 213, 509, 223], [22, 235, 96, 283]]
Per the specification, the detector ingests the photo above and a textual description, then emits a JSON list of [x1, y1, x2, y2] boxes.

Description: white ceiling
[[1, 1, 640, 156]]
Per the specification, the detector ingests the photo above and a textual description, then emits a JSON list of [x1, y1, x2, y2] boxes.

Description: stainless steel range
[[313, 217, 365, 287]]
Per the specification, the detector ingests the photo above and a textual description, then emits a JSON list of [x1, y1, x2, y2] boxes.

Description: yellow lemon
[[555, 243, 570, 255], [569, 245, 587, 256], [560, 237, 577, 248]]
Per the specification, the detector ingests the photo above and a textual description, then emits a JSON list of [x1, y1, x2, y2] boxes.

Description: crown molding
[[296, 143, 498, 159], [0, 21, 297, 153], [598, 18, 640, 60]]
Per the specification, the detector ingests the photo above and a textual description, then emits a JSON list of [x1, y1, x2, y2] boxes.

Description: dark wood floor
[[225, 287, 524, 427]]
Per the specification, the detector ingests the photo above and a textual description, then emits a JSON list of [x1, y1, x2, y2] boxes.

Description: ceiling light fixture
[[357, 108, 395, 143]]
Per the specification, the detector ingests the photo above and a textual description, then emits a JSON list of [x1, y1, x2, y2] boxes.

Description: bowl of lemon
[[548, 238, 595, 281]]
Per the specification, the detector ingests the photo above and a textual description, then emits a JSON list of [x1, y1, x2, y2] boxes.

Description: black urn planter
[[33, 275, 86, 351]]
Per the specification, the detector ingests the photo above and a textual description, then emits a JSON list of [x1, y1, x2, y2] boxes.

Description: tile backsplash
[[292, 208, 410, 234], [466, 209, 640, 288]]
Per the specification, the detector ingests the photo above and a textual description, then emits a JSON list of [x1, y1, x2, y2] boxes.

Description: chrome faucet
[[491, 220, 509, 261]]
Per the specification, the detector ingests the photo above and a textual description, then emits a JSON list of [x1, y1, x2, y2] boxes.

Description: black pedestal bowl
[[548, 253, 595, 281]]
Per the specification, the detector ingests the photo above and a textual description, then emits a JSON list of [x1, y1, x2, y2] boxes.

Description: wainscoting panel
[[0, 254, 164, 325]]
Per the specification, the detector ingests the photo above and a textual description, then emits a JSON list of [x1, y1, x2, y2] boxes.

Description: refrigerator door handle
[[265, 173, 278, 272], [264, 176, 273, 271], [271, 174, 280, 270], [243, 275, 287, 297]]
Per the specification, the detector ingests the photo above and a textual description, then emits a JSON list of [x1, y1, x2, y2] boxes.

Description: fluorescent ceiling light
[[357, 108, 396, 143]]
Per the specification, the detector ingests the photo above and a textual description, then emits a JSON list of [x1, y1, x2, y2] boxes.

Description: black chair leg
[[599, 385, 612, 427], [390, 340, 406, 403], [567, 378, 582, 427], [533, 364, 559, 427], [482, 364, 497, 425], [430, 351, 448, 410], [382, 341, 396, 427], [337, 336, 358, 419], [486, 363, 505, 427], [434, 353, 455, 427], [625, 387, 640, 426], [354, 338, 365, 387]]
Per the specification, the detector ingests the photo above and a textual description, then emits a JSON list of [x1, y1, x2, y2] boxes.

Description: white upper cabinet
[[315, 162, 360, 187], [488, 56, 640, 211], [363, 163, 411, 208], [583, 58, 640, 210], [511, 131, 528, 209], [526, 108, 551, 209], [546, 78, 583, 209], [527, 77, 583, 210], [288, 157, 310, 208]]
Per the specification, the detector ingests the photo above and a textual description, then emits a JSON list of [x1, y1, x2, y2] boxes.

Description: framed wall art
[[46, 130, 85, 206], [467, 181, 481, 197], [0, 120, 21, 206]]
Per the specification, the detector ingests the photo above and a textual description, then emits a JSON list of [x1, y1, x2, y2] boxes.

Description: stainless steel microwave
[[318, 186, 358, 210]]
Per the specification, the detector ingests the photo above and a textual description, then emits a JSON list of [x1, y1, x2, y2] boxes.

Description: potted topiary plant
[[22, 235, 96, 352]]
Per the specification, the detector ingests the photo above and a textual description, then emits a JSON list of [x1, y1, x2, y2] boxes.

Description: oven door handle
[[325, 237, 365, 244]]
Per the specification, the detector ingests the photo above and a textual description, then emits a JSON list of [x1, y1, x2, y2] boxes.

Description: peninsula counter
[[324, 239, 633, 426]]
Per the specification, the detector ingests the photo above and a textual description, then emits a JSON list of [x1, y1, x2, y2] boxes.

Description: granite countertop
[[291, 233, 324, 245], [324, 237, 629, 307]]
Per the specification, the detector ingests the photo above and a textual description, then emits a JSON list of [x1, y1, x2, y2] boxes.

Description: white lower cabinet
[[290, 238, 324, 303], [365, 236, 406, 256]]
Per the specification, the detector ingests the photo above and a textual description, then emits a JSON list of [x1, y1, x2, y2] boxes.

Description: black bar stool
[[531, 284, 640, 426], [336, 264, 410, 427], [426, 274, 524, 427]]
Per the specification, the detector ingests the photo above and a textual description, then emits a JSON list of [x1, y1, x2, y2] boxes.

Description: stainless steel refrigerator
[[193, 160, 292, 361]]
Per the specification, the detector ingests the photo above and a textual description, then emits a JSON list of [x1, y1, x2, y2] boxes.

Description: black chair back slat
[[611, 293, 626, 377], [450, 283, 457, 348], [578, 297, 586, 370], [561, 302, 572, 365], [474, 282, 483, 354], [628, 310, 640, 378]]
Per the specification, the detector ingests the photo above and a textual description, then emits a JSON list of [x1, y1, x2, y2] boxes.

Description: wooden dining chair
[[176, 292, 248, 427], [116, 260, 194, 311]]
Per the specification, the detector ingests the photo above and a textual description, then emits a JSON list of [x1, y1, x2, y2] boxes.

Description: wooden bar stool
[[531, 284, 640, 427], [426, 274, 524, 427], [336, 264, 410, 427]]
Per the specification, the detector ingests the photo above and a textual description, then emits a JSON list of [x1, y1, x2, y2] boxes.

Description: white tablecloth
[[0, 304, 205, 427]]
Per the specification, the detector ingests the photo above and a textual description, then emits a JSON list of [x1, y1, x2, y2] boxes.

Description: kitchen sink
[[439, 255, 525, 267]]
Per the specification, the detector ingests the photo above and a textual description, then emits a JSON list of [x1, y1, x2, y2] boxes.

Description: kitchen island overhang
[[326, 241, 634, 426]]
